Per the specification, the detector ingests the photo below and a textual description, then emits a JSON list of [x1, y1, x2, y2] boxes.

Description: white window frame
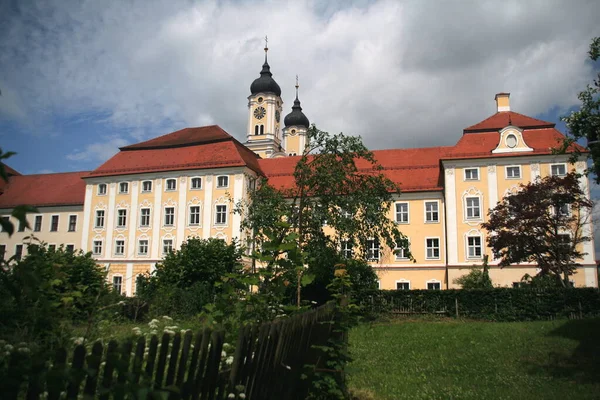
[[142, 180, 153, 193], [92, 240, 103, 256], [117, 209, 127, 228], [465, 197, 482, 220], [466, 235, 483, 259], [550, 163, 567, 177], [162, 239, 174, 255], [190, 177, 202, 190], [215, 204, 228, 225], [555, 203, 571, 217], [341, 240, 354, 259], [139, 208, 151, 227], [505, 165, 521, 179], [112, 275, 123, 295], [119, 182, 129, 194], [464, 168, 479, 181], [216, 175, 229, 189], [138, 239, 149, 256], [114, 239, 125, 256], [425, 237, 440, 260], [424, 200, 440, 223], [426, 279, 442, 290], [395, 202, 409, 224], [189, 205, 201, 226], [164, 207, 175, 226], [50, 214, 60, 232], [65, 244, 75, 253], [395, 240, 410, 261], [68, 214, 78, 232], [395, 280, 411, 290], [48, 244, 56, 252], [95, 210, 105, 228], [165, 178, 177, 191], [97, 183, 107, 196], [366, 238, 380, 262], [377, 280, 381, 289], [33, 215, 43, 232]]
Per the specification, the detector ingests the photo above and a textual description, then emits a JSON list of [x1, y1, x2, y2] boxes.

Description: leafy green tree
[[0, 149, 37, 236], [238, 126, 408, 305], [481, 172, 593, 287], [561, 37, 600, 182], [453, 256, 493, 289], [137, 237, 244, 317]]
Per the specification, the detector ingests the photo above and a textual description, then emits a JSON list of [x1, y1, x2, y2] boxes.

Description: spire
[[284, 77, 310, 128], [250, 35, 281, 96], [295, 75, 299, 100], [264, 35, 268, 63]]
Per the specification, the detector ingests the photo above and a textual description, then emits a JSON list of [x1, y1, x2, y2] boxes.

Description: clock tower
[[245, 39, 284, 158]]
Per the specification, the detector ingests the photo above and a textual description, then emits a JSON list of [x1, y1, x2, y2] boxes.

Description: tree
[[481, 172, 593, 287], [561, 37, 600, 182], [238, 126, 409, 305], [453, 255, 493, 289]]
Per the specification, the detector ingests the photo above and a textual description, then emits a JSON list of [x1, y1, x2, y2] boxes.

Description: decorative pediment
[[492, 126, 533, 154]]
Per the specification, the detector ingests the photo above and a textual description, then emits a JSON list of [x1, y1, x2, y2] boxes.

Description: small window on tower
[[260, 125, 264, 135], [255, 125, 259, 135]]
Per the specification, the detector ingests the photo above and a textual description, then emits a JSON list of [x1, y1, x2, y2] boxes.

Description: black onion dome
[[284, 96, 310, 128], [250, 59, 281, 97]]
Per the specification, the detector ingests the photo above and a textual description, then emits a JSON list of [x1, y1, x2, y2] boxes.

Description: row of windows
[[97, 176, 229, 196], [340, 237, 442, 262], [95, 204, 228, 229], [394, 201, 440, 224], [2, 215, 77, 233], [93, 238, 175, 257], [386, 280, 441, 290], [462, 163, 567, 181], [0, 243, 75, 261]]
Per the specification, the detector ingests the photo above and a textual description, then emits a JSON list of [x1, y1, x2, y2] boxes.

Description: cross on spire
[[295, 75, 299, 99]]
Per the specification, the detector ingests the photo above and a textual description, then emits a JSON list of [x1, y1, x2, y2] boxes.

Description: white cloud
[[67, 136, 129, 163], [0, 0, 598, 151]]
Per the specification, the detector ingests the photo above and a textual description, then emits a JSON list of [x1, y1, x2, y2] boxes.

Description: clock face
[[254, 106, 266, 120], [275, 110, 280, 123]]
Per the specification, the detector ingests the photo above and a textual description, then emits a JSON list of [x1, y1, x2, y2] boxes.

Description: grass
[[347, 318, 600, 400]]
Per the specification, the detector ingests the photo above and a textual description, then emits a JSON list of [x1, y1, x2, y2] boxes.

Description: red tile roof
[[0, 171, 88, 208], [89, 125, 263, 177], [463, 111, 554, 133]]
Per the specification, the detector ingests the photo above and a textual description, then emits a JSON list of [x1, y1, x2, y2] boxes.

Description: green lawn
[[347, 318, 600, 400]]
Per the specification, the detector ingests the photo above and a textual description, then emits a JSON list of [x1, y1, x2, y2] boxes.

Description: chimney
[[495, 92, 510, 112]]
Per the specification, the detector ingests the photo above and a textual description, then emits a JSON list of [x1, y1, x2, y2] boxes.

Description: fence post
[[455, 297, 459, 318]]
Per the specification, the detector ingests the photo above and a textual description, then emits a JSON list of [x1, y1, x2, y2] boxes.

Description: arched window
[[260, 125, 264, 135], [254, 125, 259, 135]]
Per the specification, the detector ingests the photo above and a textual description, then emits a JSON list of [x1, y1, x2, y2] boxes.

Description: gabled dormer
[[492, 125, 533, 154]]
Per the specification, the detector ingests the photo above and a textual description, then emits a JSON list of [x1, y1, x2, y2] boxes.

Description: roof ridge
[[13, 171, 90, 177]]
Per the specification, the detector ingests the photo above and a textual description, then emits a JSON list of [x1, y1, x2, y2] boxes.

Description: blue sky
[[1, 0, 600, 250]]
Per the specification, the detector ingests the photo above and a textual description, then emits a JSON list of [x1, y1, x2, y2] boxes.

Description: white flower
[[228, 394, 235, 399], [150, 330, 158, 335], [118, 301, 126, 306], [4, 344, 14, 351], [162, 316, 173, 321], [17, 347, 30, 354], [221, 351, 227, 358], [223, 343, 230, 349], [164, 329, 175, 335], [18, 342, 27, 348], [239, 394, 246, 399], [73, 338, 84, 346], [226, 356, 234, 365]]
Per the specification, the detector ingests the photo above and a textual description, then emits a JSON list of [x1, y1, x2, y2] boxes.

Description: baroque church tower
[[244, 39, 284, 158], [282, 77, 310, 156]]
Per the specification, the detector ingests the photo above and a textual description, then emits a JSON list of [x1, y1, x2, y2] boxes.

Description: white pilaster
[[150, 179, 162, 259], [584, 266, 598, 287], [203, 176, 214, 238], [232, 174, 244, 240], [530, 163, 540, 181], [105, 183, 117, 256], [81, 184, 93, 252], [128, 182, 139, 259], [487, 165, 498, 209], [445, 167, 458, 265], [576, 162, 595, 264], [125, 263, 133, 296], [176, 177, 187, 248]]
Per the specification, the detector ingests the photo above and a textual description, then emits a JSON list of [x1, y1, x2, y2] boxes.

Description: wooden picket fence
[[3, 301, 340, 400]]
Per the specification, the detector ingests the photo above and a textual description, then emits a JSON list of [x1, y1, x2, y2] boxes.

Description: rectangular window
[[191, 177, 202, 189], [0, 244, 5, 259], [557, 204, 570, 217], [112, 276, 122, 295], [117, 209, 127, 228], [140, 208, 151, 227], [506, 166, 521, 179], [142, 181, 153, 192], [50, 215, 59, 232], [166, 178, 177, 191], [464, 168, 479, 181], [217, 176, 229, 188], [68, 215, 77, 232], [98, 184, 107, 195], [66, 244, 74, 252], [366, 239, 380, 261], [465, 197, 481, 220], [164, 207, 175, 226], [48, 244, 56, 251], [18, 219, 25, 232], [15, 244, 23, 261], [34, 215, 42, 232], [189, 206, 201, 225], [467, 236, 482, 259], [551, 164, 567, 176], [163, 239, 173, 254], [396, 281, 410, 290], [95, 210, 105, 228], [92, 240, 103, 255], [557, 234, 571, 251], [425, 201, 439, 223], [341, 240, 354, 259], [215, 205, 227, 225], [0, 216, 8, 232], [138, 240, 149, 255], [427, 281, 441, 290], [115, 240, 125, 255], [395, 242, 409, 260], [119, 182, 129, 194], [426, 238, 440, 260], [395, 202, 409, 223]]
